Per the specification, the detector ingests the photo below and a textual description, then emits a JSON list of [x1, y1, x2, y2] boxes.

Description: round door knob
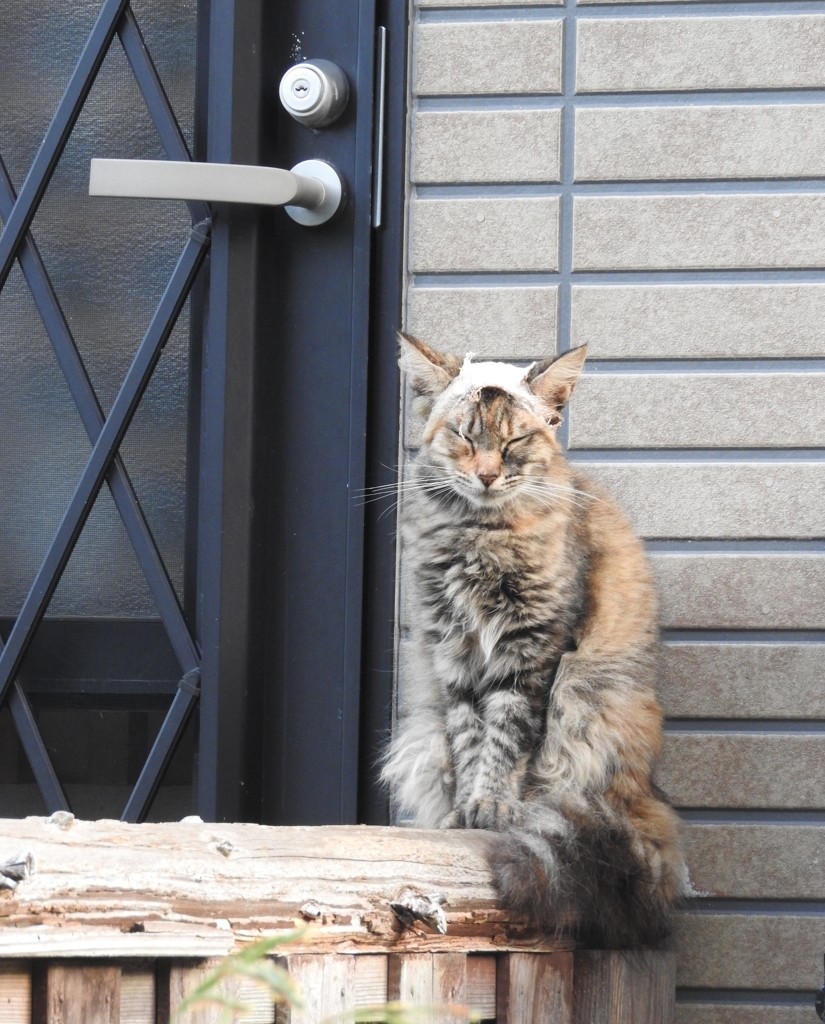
[[279, 60, 349, 129]]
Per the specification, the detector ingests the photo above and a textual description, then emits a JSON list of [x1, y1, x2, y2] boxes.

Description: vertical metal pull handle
[[89, 158, 344, 226]]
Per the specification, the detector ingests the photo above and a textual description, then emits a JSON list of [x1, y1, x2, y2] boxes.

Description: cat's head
[[400, 333, 587, 509]]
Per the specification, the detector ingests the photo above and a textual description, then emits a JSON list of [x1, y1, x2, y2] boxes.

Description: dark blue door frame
[[194, 0, 405, 824]]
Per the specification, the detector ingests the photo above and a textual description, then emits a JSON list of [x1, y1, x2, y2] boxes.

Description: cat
[[382, 333, 686, 948]]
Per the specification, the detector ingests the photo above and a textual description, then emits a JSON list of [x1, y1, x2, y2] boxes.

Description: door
[[0, 0, 403, 825]]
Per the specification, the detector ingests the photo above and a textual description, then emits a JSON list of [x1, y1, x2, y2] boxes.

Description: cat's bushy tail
[[488, 796, 685, 948]]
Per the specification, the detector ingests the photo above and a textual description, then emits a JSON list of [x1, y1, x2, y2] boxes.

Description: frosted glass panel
[[0, 0, 197, 618]]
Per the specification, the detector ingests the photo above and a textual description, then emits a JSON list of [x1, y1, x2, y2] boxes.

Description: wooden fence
[[0, 816, 675, 1023]]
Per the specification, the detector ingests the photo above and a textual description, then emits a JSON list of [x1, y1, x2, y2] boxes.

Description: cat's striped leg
[[452, 681, 544, 830]]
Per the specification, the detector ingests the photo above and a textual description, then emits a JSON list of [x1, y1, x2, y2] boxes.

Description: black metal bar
[[0, 0, 129, 289], [0, 157, 202, 679], [7, 684, 70, 813], [0, 227, 210, 711], [121, 669, 200, 822], [116, 7, 211, 225]]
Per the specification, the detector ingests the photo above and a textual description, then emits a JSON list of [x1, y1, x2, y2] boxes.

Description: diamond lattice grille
[[0, 0, 211, 821]]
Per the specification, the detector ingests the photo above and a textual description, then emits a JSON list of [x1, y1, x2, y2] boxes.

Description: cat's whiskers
[[356, 474, 455, 500], [517, 478, 597, 511]]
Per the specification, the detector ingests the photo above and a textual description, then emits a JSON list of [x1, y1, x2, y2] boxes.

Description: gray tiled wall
[[400, 1, 825, 1018]]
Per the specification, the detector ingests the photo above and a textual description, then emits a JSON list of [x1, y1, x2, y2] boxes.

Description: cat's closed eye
[[502, 434, 532, 456], [447, 425, 475, 452]]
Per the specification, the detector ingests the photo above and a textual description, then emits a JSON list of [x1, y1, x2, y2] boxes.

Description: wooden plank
[[572, 951, 675, 1024], [0, 963, 30, 1024], [434, 953, 468, 1021], [165, 960, 274, 1024], [388, 953, 435, 1013], [496, 952, 573, 1024], [0, 926, 234, 960], [276, 954, 357, 1024], [0, 819, 568, 957], [387, 952, 474, 1022], [34, 963, 120, 1024], [352, 955, 388, 1021], [466, 956, 496, 1020], [167, 961, 228, 1024]]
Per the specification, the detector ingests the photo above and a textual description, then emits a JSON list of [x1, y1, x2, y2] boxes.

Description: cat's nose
[[478, 471, 498, 488]]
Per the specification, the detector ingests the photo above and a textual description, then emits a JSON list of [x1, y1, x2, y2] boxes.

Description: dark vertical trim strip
[[358, 0, 408, 825], [195, 0, 265, 823], [336, 0, 378, 823]]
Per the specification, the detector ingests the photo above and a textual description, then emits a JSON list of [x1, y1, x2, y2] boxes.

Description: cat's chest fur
[[408, 508, 585, 685]]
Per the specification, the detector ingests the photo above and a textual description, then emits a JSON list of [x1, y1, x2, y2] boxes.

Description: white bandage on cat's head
[[430, 353, 542, 420]]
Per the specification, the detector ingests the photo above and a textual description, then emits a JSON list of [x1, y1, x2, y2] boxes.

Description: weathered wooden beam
[[0, 816, 567, 958], [0, 815, 676, 1024]]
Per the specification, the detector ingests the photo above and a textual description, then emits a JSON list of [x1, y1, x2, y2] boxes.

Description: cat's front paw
[[464, 797, 522, 830], [438, 809, 465, 829]]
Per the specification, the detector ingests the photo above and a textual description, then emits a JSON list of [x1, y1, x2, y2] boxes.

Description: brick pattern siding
[[398, 2, 825, 1019]]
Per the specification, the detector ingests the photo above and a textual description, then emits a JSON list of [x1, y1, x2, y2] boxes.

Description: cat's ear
[[398, 332, 461, 399], [526, 346, 587, 425]]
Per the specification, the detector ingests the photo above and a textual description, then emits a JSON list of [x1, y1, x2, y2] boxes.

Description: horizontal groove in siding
[[680, 809, 825, 823], [571, 449, 825, 462], [685, 900, 825, 914], [663, 629, 825, 640], [418, 1, 825, 10], [413, 269, 825, 283], [666, 720, 825, 732], [677, 989, 814, 1002], [646, 541, 825, 552], [582, 357, 825, 372], [415, 181, 825, 195], [418, 91, 825, 111]]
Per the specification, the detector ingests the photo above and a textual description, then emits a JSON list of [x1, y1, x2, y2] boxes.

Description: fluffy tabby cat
[[382, 333, 685, 948]]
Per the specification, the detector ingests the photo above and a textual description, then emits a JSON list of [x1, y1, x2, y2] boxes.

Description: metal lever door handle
[[89, 157, 343, 226]]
